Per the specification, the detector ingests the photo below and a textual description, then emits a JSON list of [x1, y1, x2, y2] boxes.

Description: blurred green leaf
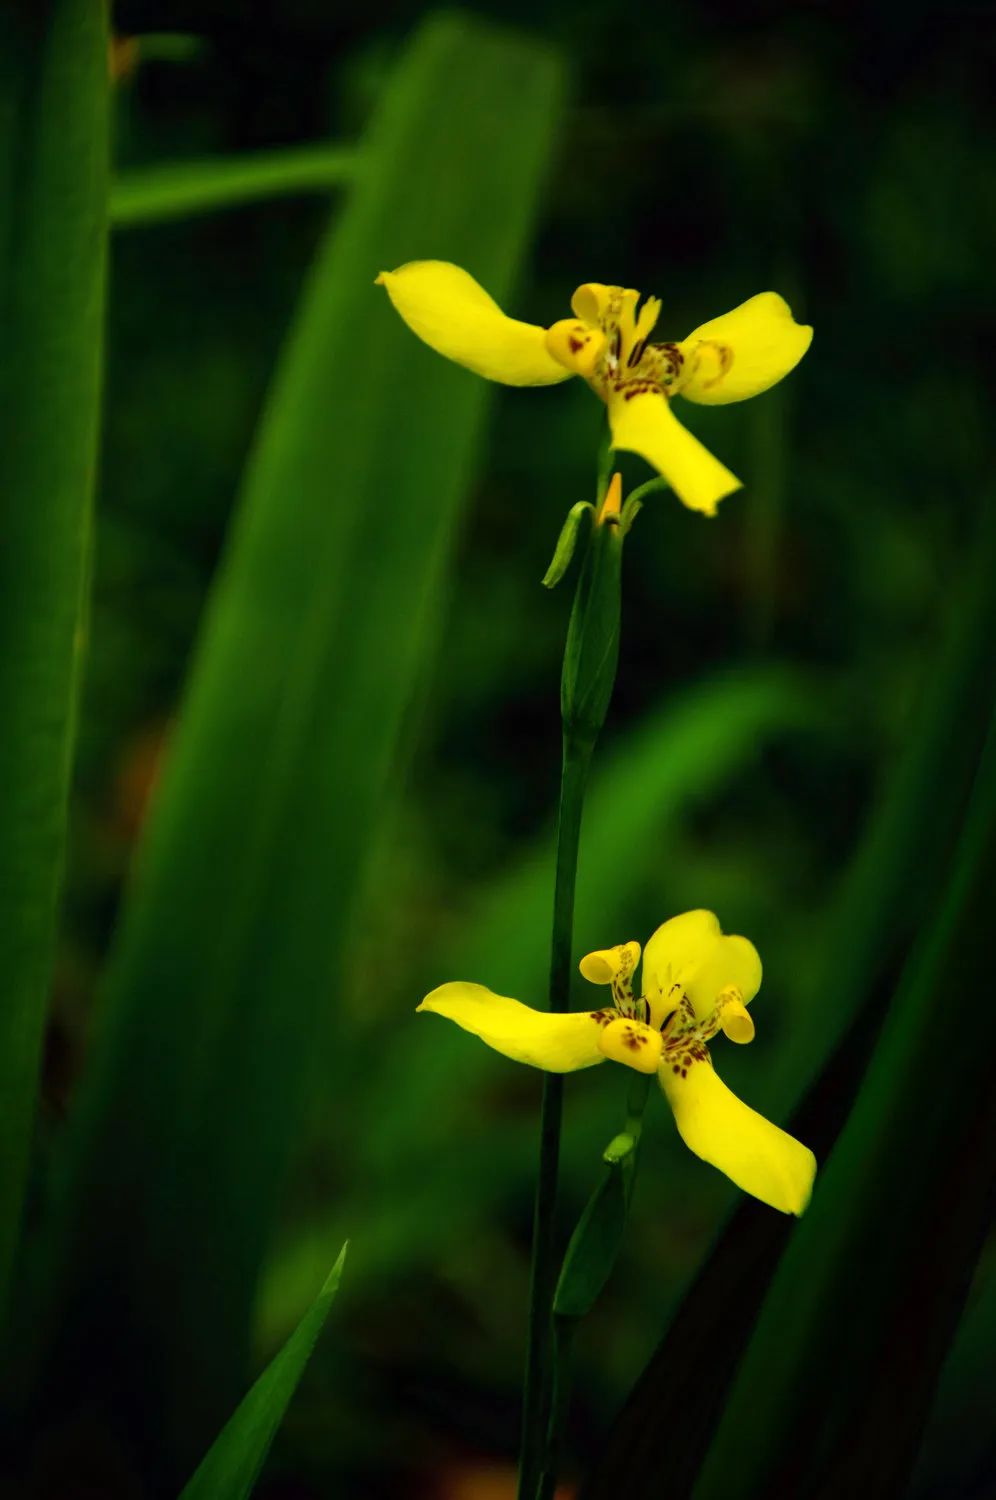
[[111, 144, 358, 228], [909, 1249, 996, 1499], [579, 506, 996, 1500], [42, 11, 564, 1480], [0, 1, 107, 1320], [693, 704, 996, 1500], [553, 1163, 628, 1321], [179, 1244, 347, 1500]]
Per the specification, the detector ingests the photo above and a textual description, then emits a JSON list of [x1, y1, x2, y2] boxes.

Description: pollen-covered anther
[[597, 1016, 663, 1074], [717, 985, 755, 1044]]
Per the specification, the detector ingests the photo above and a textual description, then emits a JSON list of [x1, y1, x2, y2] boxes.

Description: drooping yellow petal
[[597, 1016, 662, 1074], [376, 261, 572, 387], [659, 1058, 816, 1215], [642, 912, 761, 1027], [608, 391, 742, 516], [678, 292, 813, 406], [418, 983, 611, 1072]]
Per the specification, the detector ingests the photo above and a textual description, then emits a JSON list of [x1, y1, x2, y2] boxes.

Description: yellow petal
[[642, 910, 720, 1009], [678, 292, 813, 406], [659, 1058, 816, 1215], [376, 261, 572, 387], [642, 913, 761, 1028], [417, 983, 610, 1072], [608, 390, 742, 516], [597, 1016, 662, 1074]]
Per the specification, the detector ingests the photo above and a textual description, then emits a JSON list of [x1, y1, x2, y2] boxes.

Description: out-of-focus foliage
[[0, 0, 107, 1323], [30, 11, 563, 1490], [1, 2, 990, 1499]]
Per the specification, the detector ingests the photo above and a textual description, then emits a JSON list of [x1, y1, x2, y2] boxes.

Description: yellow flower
[[376, 262, 812, 517], [418, 909, 816, 1215]]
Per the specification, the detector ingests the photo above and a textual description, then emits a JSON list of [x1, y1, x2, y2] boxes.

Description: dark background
[[43, 3, 992, 1495]]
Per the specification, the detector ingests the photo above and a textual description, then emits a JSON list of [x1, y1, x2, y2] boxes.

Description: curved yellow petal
[[417, 982, 611, 1072], [642, 913, 761, 1028], [376, 261, 572, 387], [608, 390, 741, 516], [678, 292, 812, 406], [659, 1058, 816, 1215]]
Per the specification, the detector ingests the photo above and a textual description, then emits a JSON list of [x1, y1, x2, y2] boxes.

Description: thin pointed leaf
[[111, 143, 358, 228], [179, 1245, 347, 1500], [0, 0, 107, 1321]]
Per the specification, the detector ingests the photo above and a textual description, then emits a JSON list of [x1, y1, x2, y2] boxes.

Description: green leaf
[[579, 507, 996, 1500], [909, 1251, 996, 1499], [179, 1244, 347, 1500], [0, 1, 107, 1322], [111, 143, 358, 228], [42, 12, 564, 1480], [542, 501, 594, 589], [693, 706, 996, 1500], [553, 1163, 628, 1321]]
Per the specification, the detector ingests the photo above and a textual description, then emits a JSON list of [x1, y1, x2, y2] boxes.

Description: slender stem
[[538, 1072, 653, 1499], [517, 734, 594, 1500]]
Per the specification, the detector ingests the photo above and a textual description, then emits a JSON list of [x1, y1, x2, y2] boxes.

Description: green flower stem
[[537, 1073, 653, 1500], [518, 733, 594, 1500], [519, 460, 627, 1500]]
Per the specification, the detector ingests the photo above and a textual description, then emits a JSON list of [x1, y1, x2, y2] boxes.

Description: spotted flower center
[[545, 282, 735, 408], [582, 937, 754, 1078]]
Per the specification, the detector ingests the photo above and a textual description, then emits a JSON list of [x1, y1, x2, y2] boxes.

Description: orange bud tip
[[598, 471, 623, 525]]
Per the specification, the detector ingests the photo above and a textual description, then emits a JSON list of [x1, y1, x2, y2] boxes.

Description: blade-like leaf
[[179, 1244, 347, 1500], [111, 143, 358, 228], [580, 505, 996, 1500], [0, 1, 107, 1321], [43, 12, 564, 1480], [693, 705, 996, 1500]]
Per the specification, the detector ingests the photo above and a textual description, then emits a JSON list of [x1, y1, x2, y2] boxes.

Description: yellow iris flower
[[376, 262, 812, 517], [418, 909, 816, 1215]]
